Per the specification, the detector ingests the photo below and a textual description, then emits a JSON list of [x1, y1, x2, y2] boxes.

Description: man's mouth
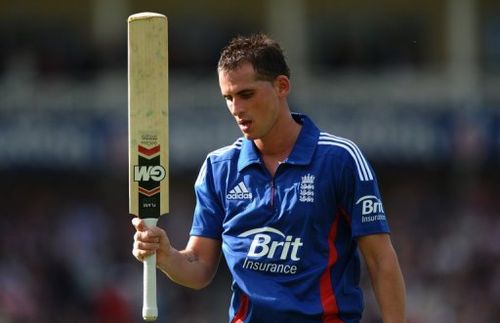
[[238, 120, 252, 131]]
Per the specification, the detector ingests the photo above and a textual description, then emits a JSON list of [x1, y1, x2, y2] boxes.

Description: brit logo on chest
[[238, 227, 304, 275]]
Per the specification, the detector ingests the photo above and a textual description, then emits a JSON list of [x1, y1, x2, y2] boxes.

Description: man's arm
[[132, 217, 221, 290], [358, 233, 406, 323]]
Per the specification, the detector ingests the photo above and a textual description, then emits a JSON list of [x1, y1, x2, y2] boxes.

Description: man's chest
[[219, 166, 337, 238], [217, 164, 343, 277]]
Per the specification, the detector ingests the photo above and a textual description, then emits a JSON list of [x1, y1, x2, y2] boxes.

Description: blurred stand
[[0, 0, 499, 322]]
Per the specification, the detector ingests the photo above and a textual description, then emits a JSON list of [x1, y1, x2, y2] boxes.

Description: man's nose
[[230, 98, 245, 116]]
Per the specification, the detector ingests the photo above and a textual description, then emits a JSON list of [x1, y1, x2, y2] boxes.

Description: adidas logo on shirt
[[226, 181, 253, 200]]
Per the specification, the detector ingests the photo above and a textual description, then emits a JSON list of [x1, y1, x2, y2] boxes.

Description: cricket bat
[[128, 12, 169, 321]]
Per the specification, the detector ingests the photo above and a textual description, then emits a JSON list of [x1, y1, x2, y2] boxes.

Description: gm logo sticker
[[134, 165, 166, 182]]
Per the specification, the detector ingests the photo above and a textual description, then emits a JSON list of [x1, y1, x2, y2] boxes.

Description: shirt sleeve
[[338, 152, 390, 238], [189, 157, 224, 240]]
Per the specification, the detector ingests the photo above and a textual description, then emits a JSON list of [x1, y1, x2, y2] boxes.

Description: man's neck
[[254, 112, 302, 162]]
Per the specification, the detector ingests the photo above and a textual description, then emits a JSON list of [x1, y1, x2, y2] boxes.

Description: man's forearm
[[369, 253, 406, 323], [157, 247, 218, 290]]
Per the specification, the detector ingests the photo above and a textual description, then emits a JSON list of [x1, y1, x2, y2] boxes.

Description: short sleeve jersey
[[190, 114, 390, 323]]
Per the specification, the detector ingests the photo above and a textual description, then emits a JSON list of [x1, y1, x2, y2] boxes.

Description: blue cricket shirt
[[190, 114, 390, 323]]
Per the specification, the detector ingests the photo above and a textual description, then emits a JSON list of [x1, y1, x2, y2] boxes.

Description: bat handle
[[142, 217, 159, 321]]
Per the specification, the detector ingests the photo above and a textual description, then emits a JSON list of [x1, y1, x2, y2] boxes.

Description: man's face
[[218, 63, 282, 140]]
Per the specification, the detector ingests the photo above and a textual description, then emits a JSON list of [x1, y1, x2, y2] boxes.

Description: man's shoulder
[[206, 138, 244, 163], [316, 131, 374, 182], [295, 112, 364, 159], [316, 131, 363, 157], [195, 138, 243, 186]]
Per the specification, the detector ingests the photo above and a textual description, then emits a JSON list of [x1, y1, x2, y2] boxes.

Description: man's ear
[[274, 75, 290, 97]]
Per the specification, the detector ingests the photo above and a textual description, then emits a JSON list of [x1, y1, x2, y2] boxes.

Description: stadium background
[[1, 0, 499, 322]]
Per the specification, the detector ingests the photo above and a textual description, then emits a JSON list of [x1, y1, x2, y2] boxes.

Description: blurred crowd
[[366, 166, 500, 322], [0, 165, 498, 323]]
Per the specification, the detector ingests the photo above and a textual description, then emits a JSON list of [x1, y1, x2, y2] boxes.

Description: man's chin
[[239, 129, 254, 139], [241, 133, 255, 140]]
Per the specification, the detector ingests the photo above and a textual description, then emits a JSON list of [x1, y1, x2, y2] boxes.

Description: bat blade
[[128, 12, 169, 321], [128, 12, 169, 219]]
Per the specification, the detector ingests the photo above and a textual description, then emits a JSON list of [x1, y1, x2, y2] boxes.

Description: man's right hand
[[131, 217, 222, 290], [131, 217, 172, 265]]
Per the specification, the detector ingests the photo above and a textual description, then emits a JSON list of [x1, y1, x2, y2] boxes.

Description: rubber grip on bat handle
[[142, 218, 159, 321]]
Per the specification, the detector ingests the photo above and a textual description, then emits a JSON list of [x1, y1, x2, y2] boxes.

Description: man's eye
[[240, 92, 253, 99]]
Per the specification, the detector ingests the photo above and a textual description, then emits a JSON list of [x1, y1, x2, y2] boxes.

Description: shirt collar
[[237, 113, 320, 172]]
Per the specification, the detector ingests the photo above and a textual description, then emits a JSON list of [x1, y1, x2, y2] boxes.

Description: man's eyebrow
[[222, 87, 254, 99], [236, 89, 254, 95]]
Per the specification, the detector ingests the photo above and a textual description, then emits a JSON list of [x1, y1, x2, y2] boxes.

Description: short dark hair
[[217, 33, 290, 81]]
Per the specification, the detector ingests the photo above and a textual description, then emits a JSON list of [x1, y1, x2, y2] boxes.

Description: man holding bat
[[132, 33, 406, 322]]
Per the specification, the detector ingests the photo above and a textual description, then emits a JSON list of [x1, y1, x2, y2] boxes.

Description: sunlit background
[[1, 0, 499, 322]]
